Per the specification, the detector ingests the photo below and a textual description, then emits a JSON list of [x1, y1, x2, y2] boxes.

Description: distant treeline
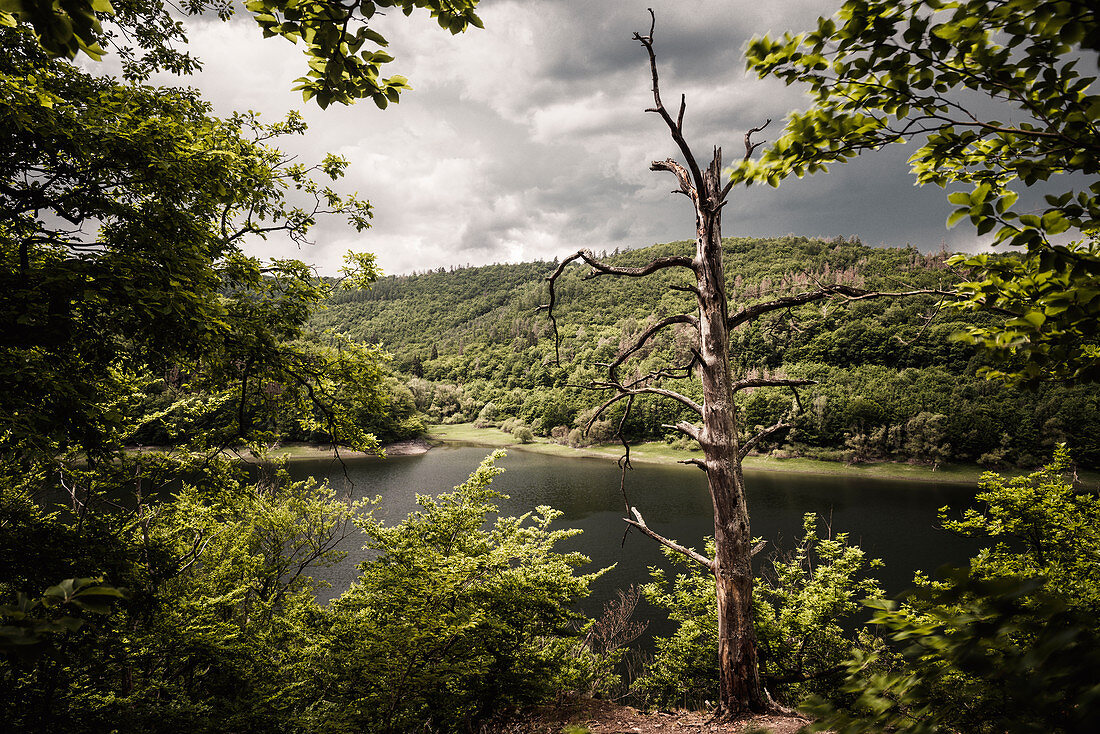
[[315, 236, 1100, 468]]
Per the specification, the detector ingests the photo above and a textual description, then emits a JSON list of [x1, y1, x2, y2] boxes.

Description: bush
[[561, 586, 648, 699], [567, 428, 586, 447], [802, 573, 1100, 734], [513, 427, 534, 444], [755, 515, 884, 705], [314, 452, 605, 732], [477, 401, 499, 424], [635, 515, 882, 709], [803, 448, 1100, 733], [940, 445, 1100, 612], [587, 419, 615, 445], [633, 541, 717, 711], [0, 455, 357, 733], [666, 435, 697, 452]]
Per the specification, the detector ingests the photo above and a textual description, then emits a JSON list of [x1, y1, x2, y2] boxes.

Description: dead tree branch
[[624, 506, 715, 570], [538, 248, 695, 364], [651, 159, 697, 203], [634, 8, 705, 194], [619, 357, 698, 387], [663, 420, 702, 442], [616, 395, 636, 511], [739, 386, 805, 459], [841, 287, 957, 303], [586, 393, 630, 432], [608, 313, 698, 380], [896, 296, 946, 347], [670, 282, 702, 296], [718, 118, 772, 200], [581, 252, 695, 280], [727, 286, 955, 330], [739, 420, 794, 460], [593, 380, 704, 417], [743, 119, 771, 161]]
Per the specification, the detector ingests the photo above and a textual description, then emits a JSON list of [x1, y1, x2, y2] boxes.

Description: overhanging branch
[[537, 249, 695, 364], [625, 507, 714, 570], [727, 286, 956, 330], [580, 251, 695, 279], [609, 313, 698, 381], [594, 383, 703, 417]]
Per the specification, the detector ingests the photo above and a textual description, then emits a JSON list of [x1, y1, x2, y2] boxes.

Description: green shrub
[[0, 455, 357, 733], [803, 573, 1100, 734], [803, 448, 1100, 733], [311, 452, 605, 732], [635, 514, 882, 709]]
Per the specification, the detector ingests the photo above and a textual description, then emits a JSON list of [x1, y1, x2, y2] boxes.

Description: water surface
[[289, 445, 979, 616]]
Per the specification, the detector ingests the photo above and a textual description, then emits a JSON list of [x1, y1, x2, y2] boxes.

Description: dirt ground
[[493, 698, 812, 734]]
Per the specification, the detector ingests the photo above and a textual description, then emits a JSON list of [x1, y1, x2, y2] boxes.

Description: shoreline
[[259, 437, 432, 460], [129, 427, 1097, 487], [123, 438, 433, 462], [426, 423, 1094, 486]]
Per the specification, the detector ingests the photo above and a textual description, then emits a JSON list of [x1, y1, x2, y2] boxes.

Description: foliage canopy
[[804, 448, 1100, 732], [739, 0, 1100, 384], [1, 30, 386, 462], [0, 0, 483, 108]]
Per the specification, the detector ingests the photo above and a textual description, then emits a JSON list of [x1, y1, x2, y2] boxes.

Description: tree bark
[[691, 149, 768, 716]]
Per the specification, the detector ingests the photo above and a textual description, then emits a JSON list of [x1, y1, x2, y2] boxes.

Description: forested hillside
[[315, 236, 1100, 468]]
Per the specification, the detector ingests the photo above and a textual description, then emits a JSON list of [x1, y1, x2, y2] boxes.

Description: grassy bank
[[428, 423, 1097, 486], [124, 439, 429, 462]]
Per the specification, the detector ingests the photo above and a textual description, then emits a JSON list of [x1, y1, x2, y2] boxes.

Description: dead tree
[[539, 11, 952, 718]]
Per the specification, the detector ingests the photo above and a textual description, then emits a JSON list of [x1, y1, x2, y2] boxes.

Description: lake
[[288, 443, 980, 626]]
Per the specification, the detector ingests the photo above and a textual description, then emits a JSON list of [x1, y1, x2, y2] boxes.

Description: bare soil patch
[[490, 698, 811, 734], [384, 437, 432, 456]]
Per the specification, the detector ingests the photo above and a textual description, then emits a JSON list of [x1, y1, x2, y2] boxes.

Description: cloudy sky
[[112, 0, 985, 275]]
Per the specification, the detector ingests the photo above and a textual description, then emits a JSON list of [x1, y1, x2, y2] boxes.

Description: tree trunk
[[693, 149, 767, 716]]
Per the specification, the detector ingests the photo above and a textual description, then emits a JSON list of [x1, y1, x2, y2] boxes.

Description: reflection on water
[[289, 445, 980, 620]]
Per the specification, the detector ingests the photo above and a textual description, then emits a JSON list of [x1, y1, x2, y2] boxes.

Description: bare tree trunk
[[693, 150, 768, 716]]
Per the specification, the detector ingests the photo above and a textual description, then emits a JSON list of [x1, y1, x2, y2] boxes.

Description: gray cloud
[[108, 1, 993, 275]]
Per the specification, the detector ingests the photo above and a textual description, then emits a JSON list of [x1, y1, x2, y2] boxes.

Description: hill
[[313, 236, 1100, 469]]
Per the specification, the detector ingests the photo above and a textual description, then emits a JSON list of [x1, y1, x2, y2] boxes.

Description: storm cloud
[[117, 1, 983, 274]]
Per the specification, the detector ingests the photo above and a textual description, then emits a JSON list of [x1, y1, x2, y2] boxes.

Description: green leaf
[[946, 208, 968, 227]]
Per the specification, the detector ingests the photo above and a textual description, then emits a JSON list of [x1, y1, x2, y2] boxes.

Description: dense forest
[[316, 236, 1100, 469]]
